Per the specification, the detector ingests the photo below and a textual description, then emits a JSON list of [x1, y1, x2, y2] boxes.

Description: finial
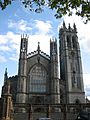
[[38, 42, 40, 46], [68, 23, 71, 31], [63, 21, 66, 28], [73, 23, 77, 32], [4, 68, 8, 82], [68, 23, 70, 28], [5, 68, 8, 76], [37, 42, 40, 53]]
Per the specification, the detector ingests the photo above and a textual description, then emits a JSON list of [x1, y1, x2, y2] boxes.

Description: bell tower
[[16, 34, 28, 104], [59, 22, 85, 104]]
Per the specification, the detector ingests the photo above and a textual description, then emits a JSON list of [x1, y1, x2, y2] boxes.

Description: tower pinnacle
[[63, 21, 66, 28], [4, 68, 8, 82], [37, 42, 40, 53], [73, 23, 77, 32], [68, 23, 71, 30]]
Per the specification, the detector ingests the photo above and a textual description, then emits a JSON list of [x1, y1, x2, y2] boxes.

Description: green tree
[[0, 0, 90, 23]]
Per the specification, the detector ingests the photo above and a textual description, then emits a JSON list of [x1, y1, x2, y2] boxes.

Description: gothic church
[[0, 22, 85, 120]]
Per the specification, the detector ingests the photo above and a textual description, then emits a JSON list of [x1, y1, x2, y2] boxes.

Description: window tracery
[[30, 64, 47, 93]]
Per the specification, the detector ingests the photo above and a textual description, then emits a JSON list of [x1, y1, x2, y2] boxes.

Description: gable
[[27, 53, 50, 75]]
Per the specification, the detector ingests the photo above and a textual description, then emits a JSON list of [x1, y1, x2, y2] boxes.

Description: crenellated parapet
[[60, 21, 77, 34]]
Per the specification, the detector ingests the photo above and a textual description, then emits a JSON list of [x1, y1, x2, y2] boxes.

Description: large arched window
[[30, 64, 47, 93]]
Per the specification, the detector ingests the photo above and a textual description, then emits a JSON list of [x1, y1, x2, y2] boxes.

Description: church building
[[0, 22, 85, 120]]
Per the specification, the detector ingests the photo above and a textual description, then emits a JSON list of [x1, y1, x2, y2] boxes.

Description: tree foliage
[[0, 0, 90, 23]]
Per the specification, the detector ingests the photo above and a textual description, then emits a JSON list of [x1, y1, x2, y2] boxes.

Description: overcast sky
[[0, 1, 90, 99]]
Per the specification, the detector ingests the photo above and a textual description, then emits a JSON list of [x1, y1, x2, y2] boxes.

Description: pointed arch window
[[30, 64, 47, 93]]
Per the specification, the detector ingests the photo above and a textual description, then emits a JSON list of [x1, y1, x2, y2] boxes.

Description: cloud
[[8, 19, 32, 33], [0, 20, 53, 62], [0, 45, 11, 52], [0, 31, 20, 45], [9, 54, 19, 61], [28, 20, 53, 54], [35, 20, 52, 35], [28, 34, 51, 54], [0, 35, 8, 44], [0, 55, 6, 63], [8, 19, 53, 35], [0, 32, 20, 61]]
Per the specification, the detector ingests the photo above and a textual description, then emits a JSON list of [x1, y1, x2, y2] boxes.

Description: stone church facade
[[0, 23, 85, 120]]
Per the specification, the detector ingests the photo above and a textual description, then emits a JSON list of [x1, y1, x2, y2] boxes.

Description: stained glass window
[[30, 64, 47, 93]]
